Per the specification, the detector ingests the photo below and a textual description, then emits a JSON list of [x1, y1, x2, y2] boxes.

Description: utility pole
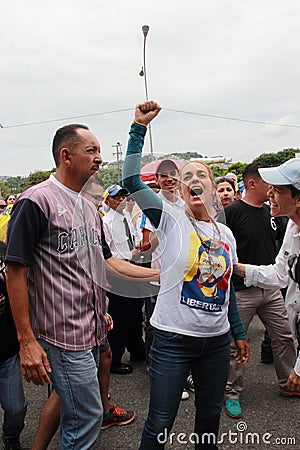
[[112, 142, 123, 183]]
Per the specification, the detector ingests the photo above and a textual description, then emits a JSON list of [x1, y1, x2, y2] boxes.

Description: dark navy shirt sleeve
[[5, 199, 48, 266]]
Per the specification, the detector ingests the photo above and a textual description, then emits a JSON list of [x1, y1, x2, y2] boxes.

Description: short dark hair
[[156, 160, 179, 177], [286, 184, 300, 198], [5, 193, 15, 203], [214, 176, 235, 191], [242, 161, 269, 185], [52, 124, 89, 166]]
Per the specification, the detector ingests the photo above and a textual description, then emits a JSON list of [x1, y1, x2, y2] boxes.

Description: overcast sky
[[1, 0, 300, 176]]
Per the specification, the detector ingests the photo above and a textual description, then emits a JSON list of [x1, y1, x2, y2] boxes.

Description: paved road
[[2, 316, 299, 449]]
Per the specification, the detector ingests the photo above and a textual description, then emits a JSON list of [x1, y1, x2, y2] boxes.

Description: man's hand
[[19, 338, 51, 385], [286, 369, 300, 391], [234, 339, 250, 365], [233, 263, 245, 278], [106, 313, 113, 332], [134, 101, 161, 126], [131, 248, 142, 261]]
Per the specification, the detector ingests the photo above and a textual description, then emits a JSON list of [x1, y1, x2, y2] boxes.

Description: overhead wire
[[0, 106, 299, 129], [0, 108, 134, 129], [163, 108, 300, 128]]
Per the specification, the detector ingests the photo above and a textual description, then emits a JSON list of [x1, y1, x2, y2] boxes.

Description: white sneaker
[[186, 374, 195, 393], [181, 388, 190, 401]]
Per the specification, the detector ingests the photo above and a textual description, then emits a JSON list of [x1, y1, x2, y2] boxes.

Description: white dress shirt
[[103, 208, 133, 260], [245, 219, 300, 375]]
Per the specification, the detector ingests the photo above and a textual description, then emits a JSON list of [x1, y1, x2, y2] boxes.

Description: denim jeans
[[0, 354, 27, 440], [140, 330, 230, 450], [144, 295, 157, 364], [39, 339, 102, 450]]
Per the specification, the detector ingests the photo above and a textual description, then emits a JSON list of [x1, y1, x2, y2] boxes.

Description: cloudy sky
[[1, 0, 300, 176]]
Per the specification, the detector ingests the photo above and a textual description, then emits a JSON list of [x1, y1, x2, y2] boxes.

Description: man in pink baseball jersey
[[5, 124, 158, 449]]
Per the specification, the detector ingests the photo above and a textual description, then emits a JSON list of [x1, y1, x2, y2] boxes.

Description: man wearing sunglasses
[[235, 157, 300, 395]]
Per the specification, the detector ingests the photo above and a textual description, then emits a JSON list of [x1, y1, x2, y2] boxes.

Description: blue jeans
[[39, 340, 102, 450], [0, 354, 27, 440], [145, 295, 157, 364], [140, 330, 230, 450]]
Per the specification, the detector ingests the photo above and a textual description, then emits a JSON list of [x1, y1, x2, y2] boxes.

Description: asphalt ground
[[2, 315, 299, 450]]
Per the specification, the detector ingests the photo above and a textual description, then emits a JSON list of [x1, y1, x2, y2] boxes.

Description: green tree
[[5, 176, 23, 194], [21, 170, 53, 189], [98, 168, 120, 188], [254, 148, 298, 166], [0, 182, 10, 199], [210, 165, 227, 177], [227, 162, 248, 181], [170, 151, 203, 161]]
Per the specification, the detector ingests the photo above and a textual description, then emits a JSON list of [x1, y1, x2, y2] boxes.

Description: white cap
[[258, 158, 300, 190]]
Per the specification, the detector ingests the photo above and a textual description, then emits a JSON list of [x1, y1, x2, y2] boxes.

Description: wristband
[[133, 120, 147, 127]]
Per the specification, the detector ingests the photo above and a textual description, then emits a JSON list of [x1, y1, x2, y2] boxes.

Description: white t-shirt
[[150, 202, 237, 338], [142, 190, 184, 271]]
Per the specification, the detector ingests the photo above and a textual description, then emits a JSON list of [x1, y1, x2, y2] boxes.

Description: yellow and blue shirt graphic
[[181, 232, 231, 312]]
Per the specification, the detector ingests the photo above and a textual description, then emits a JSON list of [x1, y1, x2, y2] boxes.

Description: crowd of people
[[0, 100, 299, 449]]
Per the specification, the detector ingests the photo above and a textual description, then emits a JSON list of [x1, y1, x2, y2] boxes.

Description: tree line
[[1, 148, 298, 198]]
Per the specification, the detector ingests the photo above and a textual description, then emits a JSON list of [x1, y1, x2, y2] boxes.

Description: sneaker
[[181, 389, 190, 401], [186, 374, 195, 393], [101, 404, 135, 430], [225, 399, 242, 418], [2, 435, 21, 450], [279, 387, 300, 398]]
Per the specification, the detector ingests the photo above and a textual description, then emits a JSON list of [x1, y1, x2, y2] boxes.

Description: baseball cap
[[103, 184, 129, 201], [258, 158, 300, 190], [156, 159, 181, 176]]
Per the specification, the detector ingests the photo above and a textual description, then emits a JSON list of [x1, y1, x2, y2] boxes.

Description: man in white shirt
[[235, 158, 300, 394], [103, 185, 146, 374]]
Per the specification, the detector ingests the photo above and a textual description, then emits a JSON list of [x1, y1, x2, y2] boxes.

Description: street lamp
[[112, 142, 122, 183], [140, 24, 154, 161]]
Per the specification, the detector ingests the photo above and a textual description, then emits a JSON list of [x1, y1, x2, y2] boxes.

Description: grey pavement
[[2, 316, 299, 449]]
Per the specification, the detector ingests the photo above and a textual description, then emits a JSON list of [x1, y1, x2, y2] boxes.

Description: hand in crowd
[[134, 101, 161, 126], [286, 369, 300, 392], [20, 339, 51, 385], [106, 313, 113, 332], [234, 339, 250, 365], [233, 263, 245, 278]]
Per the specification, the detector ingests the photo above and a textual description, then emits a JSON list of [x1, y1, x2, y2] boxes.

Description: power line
[[0, 106, 299, 130], [0, 108, 134, 129], [164, 108, 300, 128]]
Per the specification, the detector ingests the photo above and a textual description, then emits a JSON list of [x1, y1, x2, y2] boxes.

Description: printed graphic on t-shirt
[[181, 233, 231, 312]]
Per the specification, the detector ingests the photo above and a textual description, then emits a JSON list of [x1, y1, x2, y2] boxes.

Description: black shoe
[[110, 363, 133, 375]]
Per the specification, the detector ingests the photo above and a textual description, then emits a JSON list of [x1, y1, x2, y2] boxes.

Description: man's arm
[[6, 262, 51, 385], [106, 256, 159, 281], [140, 228, 159, 253], [233, 263, 245, 278]]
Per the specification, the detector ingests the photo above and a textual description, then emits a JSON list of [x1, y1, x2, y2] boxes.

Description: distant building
[[190, 156, 232, 165]]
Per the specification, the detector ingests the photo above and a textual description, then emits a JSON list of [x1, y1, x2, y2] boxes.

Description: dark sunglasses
[[111, 193, 128, 200], [288, 254, 300, 285]]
